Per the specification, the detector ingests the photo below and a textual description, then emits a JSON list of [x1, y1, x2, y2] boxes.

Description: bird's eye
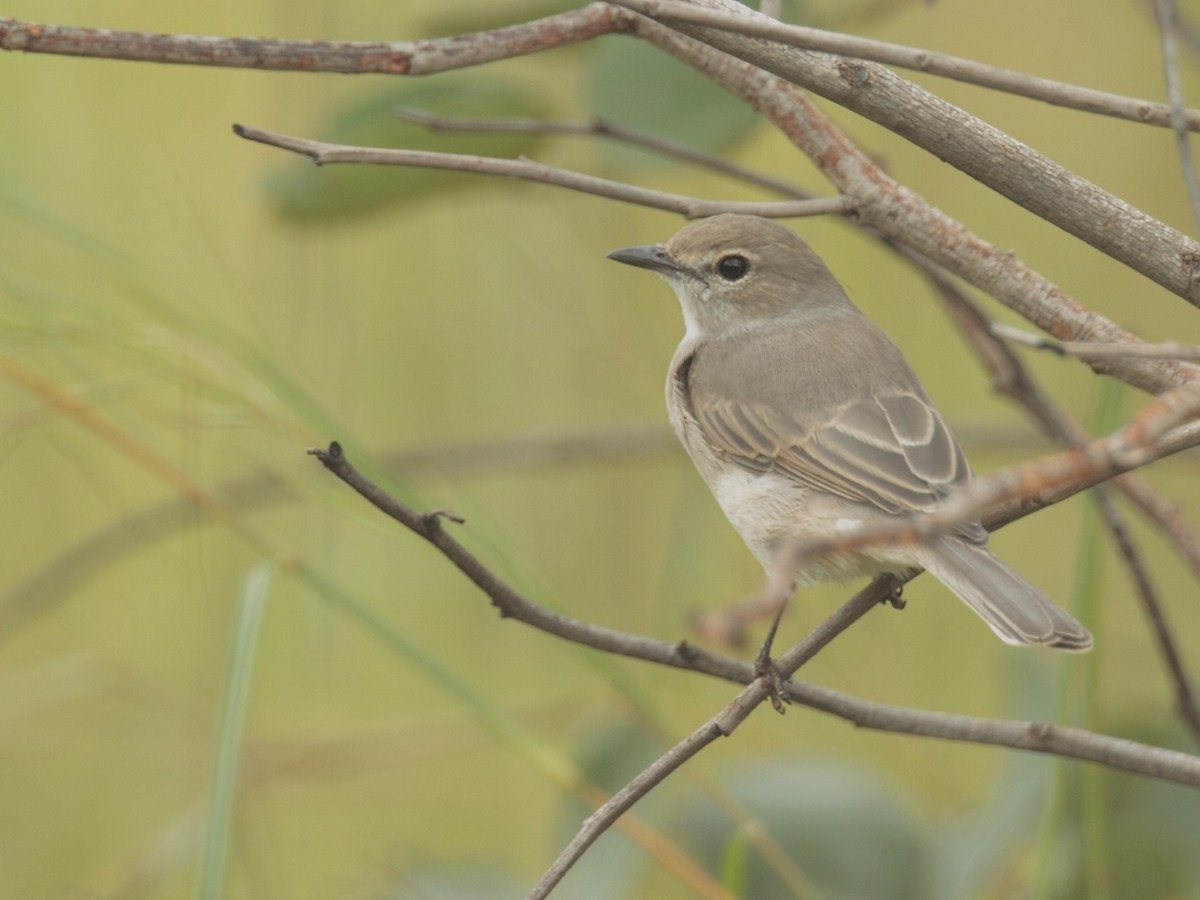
[[716, 254, 749, 281]]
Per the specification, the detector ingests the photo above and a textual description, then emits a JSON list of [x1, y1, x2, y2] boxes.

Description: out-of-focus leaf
[[680, 761, 934, 900], [264, 77, 554, 223], [581, 39, 761, 166]]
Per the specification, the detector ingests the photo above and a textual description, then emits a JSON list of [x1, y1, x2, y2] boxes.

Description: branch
[[303, 443, 1200, 895], [0, 427, 676, 643], [1155, 0, 1200, 232], [0, 5, 622, 73], [232, 124, 853, 219], [308, 442, 1200, 770], [990, 323, 1200, 361], [392, 108, 811, 199], [614, 0, 1200, 131], [1100, 495, 1200, 743]]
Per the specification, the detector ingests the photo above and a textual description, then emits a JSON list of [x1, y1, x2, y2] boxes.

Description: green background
[[1, 0, 1199, 897]]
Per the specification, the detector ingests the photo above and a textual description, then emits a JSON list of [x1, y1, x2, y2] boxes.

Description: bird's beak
[[606, 243, 684, 275]]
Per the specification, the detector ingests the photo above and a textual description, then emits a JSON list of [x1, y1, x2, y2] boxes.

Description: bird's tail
[[913, 536, 1093, 651]]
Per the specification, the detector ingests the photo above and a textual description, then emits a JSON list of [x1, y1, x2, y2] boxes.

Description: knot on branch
[[422, 508, 467, 534], [836, 58, 874, 89]]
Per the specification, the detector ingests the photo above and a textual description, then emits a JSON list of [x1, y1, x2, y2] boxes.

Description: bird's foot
[[752, 612, 790, 714], [880, 577, 906, 610]]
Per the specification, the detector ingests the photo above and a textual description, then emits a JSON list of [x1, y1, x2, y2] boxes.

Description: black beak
[[606, 244, 683, 275]]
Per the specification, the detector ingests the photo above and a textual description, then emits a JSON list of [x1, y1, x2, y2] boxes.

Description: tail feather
[[913, 537, 1093, 652]]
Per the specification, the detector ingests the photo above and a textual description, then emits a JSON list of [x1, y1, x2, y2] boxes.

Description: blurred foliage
[[1, 0, 1199, 898], [265, 77, 557, 222], [582, 40, 763, 164]]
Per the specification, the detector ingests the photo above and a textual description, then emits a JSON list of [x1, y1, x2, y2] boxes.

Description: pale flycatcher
[[608, 214, 1091, 651]]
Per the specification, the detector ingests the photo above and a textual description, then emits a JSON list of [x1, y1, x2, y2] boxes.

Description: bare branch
[[232, 123, 853, 219], [990, 322, 1200, 361], [304, 441, 1200, 896], [784, 678, 1200, 784], [26, 0, 1185, 138], [1155, 0, 1200, 233], [529, 676, 772, 898], [0, 5, 623, 74], [392, 108, 812, 198], [1098, 492, 1200, 744], [0, 427, 677, 643], [614, 0, 1200, 131], [306, 440, 1200, 789]]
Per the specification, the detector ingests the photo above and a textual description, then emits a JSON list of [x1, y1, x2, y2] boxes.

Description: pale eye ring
[[716, 254, 749, 281]]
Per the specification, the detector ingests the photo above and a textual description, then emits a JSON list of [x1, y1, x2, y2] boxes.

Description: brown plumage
[[609, 214, 1092, 651]]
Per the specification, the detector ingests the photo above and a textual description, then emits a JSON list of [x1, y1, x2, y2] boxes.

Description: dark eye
[[716, 254, 749, 281]]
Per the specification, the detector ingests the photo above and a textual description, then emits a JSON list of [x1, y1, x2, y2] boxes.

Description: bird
[[607, 214, 1092, 651]]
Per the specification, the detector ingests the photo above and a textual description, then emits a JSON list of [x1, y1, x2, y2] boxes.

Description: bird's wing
[[694, 388, 975, 520]]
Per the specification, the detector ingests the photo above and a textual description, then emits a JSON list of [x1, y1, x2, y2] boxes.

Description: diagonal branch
[[233, 124, 852, 219], [302, 442, 1200, 898], [391, 107, 811, 198], [1155, 0, 1200, 233], [0, 5, 623, 74], [306, 440, 1200, 787], [616, 0, 1200, 131]]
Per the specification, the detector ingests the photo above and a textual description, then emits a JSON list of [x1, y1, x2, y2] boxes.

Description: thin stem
[[233, 123, 852, 219], [990, 322, 1200, 361], [392, 107, 811, 198], [0, 6, 622, 74], [1155, 0, 1200, 233]]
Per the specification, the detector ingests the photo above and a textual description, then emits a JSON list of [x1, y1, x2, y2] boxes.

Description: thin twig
[[1095, 488, 1200, 744], [392, 108, 811, 198], [0, 427, 677, 643], [529, 676, 771, 898], [931, 291, 1200, 584], [990, 322, 1200, 361], [233, 123, 852, 219], [1155, 0, 1200, 233], [528, 576, 891, 898], [0, 5, 623, 74]]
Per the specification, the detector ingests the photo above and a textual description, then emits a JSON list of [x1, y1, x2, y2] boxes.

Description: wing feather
[[694, 389, 982, 540]]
